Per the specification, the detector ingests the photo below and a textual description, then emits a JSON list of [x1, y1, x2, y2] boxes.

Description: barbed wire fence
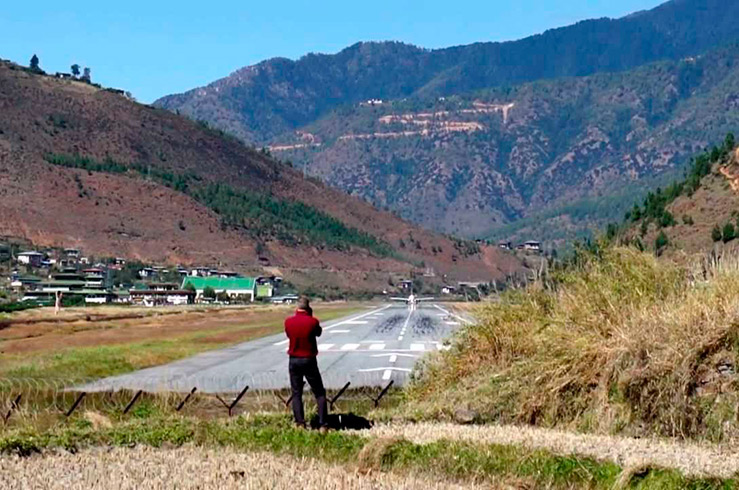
[[0, 372, 407, 426]]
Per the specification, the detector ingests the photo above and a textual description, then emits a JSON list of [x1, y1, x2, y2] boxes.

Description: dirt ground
[[0, 303, 366, 357]]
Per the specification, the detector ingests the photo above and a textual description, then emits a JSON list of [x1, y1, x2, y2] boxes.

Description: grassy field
[[0, 303, 365, 380]]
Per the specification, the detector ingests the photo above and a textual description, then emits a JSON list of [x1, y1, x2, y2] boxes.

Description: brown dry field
[[0, 303, 367, 375], [0, 303, 367, 355]]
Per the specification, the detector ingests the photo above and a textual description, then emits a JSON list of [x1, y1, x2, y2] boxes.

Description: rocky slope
[[0, 61, 520, 290]]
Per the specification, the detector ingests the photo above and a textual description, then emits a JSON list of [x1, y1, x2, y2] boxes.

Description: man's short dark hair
[[297, 296, 310, 310]]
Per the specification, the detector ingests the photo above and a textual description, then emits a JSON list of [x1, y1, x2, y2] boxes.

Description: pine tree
[[723, 222, 736, 243]]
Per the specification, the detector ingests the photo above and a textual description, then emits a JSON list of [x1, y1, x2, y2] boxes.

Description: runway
[[82, 303, 470, 393]]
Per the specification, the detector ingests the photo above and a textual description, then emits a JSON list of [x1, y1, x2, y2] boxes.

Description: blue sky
[[2, 0, 664, 103]]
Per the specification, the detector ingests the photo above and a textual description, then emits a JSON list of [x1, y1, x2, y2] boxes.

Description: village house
[[17, 251, 44, 267], [522, 240, 542, 253]]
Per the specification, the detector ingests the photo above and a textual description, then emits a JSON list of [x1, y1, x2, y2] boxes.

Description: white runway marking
[[398, 308, 413, 341], [410, 343, 425, 351], [359, 367, 412, 373], [344, 320, 369, 325], [445, 321, 461, 326], [372, 353, 416, 359], [383, 369, 392, 380], [368, 343, 385, 350], [433, 305, 473, 324], [389, 354, 398, 363], [273, 339, 289, 346], [340, 343, 360, 351], [329, 329, 351, 333], [324, 305, 392, 331], [318, 343, 335, 351]]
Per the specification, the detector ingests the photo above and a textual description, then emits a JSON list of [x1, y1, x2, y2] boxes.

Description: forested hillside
[[268, 43, 739, 241]]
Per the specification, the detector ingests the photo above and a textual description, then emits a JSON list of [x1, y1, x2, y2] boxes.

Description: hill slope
[[0, 61, 520, 290]]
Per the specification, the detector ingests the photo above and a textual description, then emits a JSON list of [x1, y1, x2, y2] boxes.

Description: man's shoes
[[319, 426, 330, 434], [295, 422, 307, 430]]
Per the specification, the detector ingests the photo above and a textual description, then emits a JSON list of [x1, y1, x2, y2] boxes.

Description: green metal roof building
[[182, 277, 256, 302]]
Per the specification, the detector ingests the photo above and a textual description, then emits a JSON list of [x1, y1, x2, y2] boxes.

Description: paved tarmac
[[82, 303, 470, 393]]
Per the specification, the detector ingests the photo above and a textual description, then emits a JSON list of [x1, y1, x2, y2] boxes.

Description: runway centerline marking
[[318, 343, 335, 351], [340, 343, 360, 351], [371, 353, 416, 359], [368, 344, 385, 350], [273, 339, 289, 346], [329, 329, 351, 333]]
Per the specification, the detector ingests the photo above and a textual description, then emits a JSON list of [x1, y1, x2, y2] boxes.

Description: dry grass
[[0, 446, 486, 490], [405, 247, 739, 440]]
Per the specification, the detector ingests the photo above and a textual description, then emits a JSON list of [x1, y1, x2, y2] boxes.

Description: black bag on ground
[[309, 413, 373, 431]]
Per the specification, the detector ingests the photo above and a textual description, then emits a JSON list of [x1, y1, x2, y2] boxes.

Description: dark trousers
[[289, 356, 328, 427]]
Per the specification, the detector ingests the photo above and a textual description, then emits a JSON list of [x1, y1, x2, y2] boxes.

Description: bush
[[655, 231, 669, 251], [203, 286, 216, 299], [723, 223, 736, 243]]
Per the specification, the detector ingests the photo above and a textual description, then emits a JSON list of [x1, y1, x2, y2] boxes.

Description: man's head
[[297, 296, 311, 311]]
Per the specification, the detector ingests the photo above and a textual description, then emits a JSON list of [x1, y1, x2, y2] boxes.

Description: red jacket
[[285, 309, 322, 358]]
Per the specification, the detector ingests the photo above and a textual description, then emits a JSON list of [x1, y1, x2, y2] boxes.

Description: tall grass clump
[[406, 247, 739, 440]]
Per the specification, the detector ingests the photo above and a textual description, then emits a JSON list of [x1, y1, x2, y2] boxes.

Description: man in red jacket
[[284, 296, 327, 429]]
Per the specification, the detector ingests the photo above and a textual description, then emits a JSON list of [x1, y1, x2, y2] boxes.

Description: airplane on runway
[[390, 293, 434, 309]]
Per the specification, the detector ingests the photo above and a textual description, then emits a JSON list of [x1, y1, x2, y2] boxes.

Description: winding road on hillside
[[83, 304, 470, 393]]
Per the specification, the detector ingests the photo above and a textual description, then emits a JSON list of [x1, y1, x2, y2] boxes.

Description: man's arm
[[314, 320, 322, 338]]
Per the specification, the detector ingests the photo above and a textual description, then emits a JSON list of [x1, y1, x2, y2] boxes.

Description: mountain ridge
[[155, 0, 739, 144]]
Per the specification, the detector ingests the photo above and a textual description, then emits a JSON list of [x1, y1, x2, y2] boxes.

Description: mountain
[[153, 0, 739, 244], [257, 43, 739, 241], [0, 60, 520, 292], [155, 0, 739, 145]]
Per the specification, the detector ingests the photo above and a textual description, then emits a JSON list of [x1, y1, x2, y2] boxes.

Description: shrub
[[203, 286, 216, 299], [712, 225, 723, 242], [723, 223, 736, 243], [655, 230, 669, 251]]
